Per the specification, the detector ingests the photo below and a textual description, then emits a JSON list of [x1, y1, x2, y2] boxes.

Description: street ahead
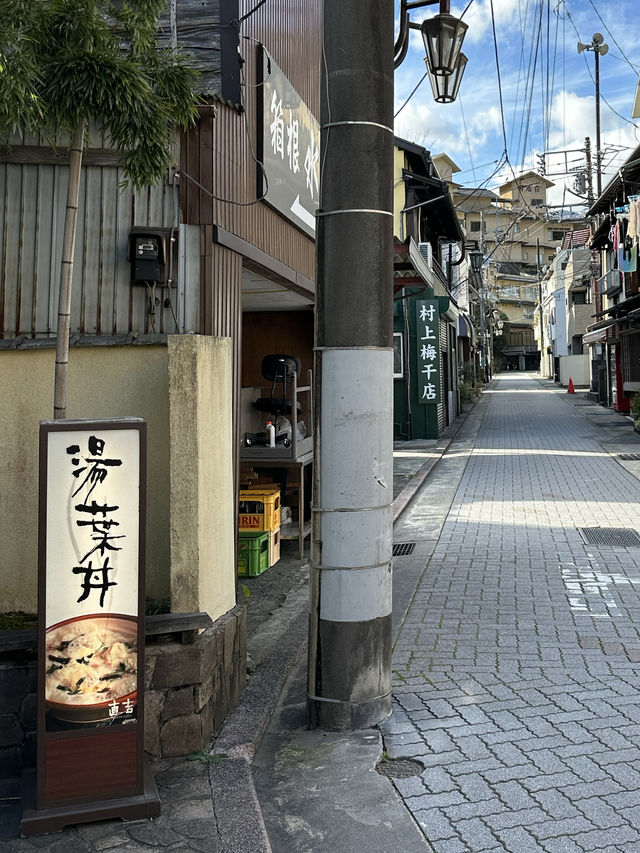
[[386, 373, 640, 852]]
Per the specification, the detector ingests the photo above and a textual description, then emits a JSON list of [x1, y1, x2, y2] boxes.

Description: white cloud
[[393, 0, 640, 204], [451, 0, 521, 44]]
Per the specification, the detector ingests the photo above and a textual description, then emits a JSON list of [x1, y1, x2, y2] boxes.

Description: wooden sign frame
[[22, 418, 160, 836]]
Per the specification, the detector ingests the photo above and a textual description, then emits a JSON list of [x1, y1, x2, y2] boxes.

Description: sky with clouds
[[394, 0, 640, 211]]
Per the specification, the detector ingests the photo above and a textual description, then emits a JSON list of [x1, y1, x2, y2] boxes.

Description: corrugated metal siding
[[180, 0, 320, 281], [1, 0, 320, 340], [203, 236, 243, 493], [0, 160, 192, 338]]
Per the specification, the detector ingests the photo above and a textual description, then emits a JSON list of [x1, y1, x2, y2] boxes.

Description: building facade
[[433, 156, 585, 374], [586, 143, 640, 412], [392, 139, 465, 439], [0, 0, 321, 772]]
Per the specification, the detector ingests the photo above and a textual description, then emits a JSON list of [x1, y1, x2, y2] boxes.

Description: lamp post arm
[[394, 10, 411, 67], [394, 0, 447, 68]]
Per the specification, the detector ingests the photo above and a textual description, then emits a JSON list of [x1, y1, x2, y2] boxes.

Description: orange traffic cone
[[567, 377, 575, 394]]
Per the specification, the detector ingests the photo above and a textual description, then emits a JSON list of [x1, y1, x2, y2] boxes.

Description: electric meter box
[[127, 228, 173, 286]]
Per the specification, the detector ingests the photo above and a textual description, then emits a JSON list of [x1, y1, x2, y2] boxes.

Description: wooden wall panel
[[241, 311, 314, 387]]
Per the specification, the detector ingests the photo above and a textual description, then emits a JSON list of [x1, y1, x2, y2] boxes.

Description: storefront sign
[[415, 300, 441, 405], [258, 45, 320, 237], [28, 419, 157, 829]]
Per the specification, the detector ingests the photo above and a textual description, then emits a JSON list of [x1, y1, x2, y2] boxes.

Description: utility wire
[[508, 0, 528, 157], [235, 0, 268, 26], [458, 94, 477, 185], [454, 154, 508, 213], [547, 2, 560, 154], [586, 0, 639, 73], [455, 159, 504, 178], [489, 0, 509, 155], [518, 1, 543, 168], [460, 0, 475, 18], [394, 71, 429, 118], [564, 5, 638, 129]]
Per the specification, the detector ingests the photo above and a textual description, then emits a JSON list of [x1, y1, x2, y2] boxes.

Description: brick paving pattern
[[382, 375, 640, 852]]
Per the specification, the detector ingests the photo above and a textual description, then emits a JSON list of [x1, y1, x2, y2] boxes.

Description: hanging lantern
[[421, 13, 468, 76], [427, 53, 467, 104]]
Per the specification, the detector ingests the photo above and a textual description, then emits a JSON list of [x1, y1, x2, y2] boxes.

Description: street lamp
[[465, 249, 486, 379], [394, 0, 468, 103], [468, 249, 483, 274], [577, 33, 609, 197]]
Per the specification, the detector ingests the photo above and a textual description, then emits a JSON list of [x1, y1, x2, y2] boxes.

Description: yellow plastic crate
[[268, 528, 280, 567], [238, 488, 281, 532]]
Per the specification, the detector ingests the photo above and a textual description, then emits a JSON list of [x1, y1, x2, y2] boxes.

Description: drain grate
[[579, 527, 640, 547], [393, 542, 416, 556], [376, 758, 424, 779], [618, 453, 640, 461]]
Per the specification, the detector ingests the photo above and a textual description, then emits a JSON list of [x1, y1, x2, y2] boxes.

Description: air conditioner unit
[[418, 242, 432, 269]]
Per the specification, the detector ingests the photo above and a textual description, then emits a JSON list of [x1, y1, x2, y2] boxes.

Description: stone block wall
[[0, 603, 246, 779], [145, 604, 247, 757]]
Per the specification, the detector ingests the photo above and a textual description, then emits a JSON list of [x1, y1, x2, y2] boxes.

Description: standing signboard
[[415, 300, 441, 405], [22, 418, 160, 835]]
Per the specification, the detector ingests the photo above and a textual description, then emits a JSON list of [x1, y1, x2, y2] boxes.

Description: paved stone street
[[383, 374, 640, 852]]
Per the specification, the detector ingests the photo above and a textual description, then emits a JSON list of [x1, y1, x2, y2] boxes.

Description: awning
[[393, 237, 455, 306], [583, 323, 615, 345], [457, 312, 477, 345]]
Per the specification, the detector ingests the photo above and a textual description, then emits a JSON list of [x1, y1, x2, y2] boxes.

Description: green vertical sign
[[415, 300, 440, 405]]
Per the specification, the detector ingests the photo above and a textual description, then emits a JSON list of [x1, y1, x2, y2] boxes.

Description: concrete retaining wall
[[559, 353, 589, 387]]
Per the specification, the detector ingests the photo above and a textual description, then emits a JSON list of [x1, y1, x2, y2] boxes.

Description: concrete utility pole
[[577, 34, 608, 198], [308, 0, 394, 730], [479, 211, 487, 382], [537, 237, 545, 377], [585, 137, 594, 207], [594, 44, 603, 198]]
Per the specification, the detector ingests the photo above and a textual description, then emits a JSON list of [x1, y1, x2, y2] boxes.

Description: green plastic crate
[[238, 531, 270, 577]]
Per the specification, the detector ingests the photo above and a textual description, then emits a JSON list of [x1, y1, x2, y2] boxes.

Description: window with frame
[[500, 285, 521, 299], [393, 332, 404, 378]]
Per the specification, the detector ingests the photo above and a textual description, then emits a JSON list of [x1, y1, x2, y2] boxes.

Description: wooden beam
[[0, 146, 124, 167]]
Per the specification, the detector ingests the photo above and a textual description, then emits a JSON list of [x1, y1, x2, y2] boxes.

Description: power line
[[460, 0, 475, 18], [564, 4, 639, 129], [394, 71, 428, 118], [586, 0, 640, 74], [458, 93, 477, 184], [489, 0, 509, 155], [235, 0, 268, 25]]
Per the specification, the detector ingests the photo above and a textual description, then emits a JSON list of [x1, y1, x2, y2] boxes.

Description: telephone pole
[[537, 237, 545, 377], [308, 0, 394, 729], [585, 137, 594, 207]]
